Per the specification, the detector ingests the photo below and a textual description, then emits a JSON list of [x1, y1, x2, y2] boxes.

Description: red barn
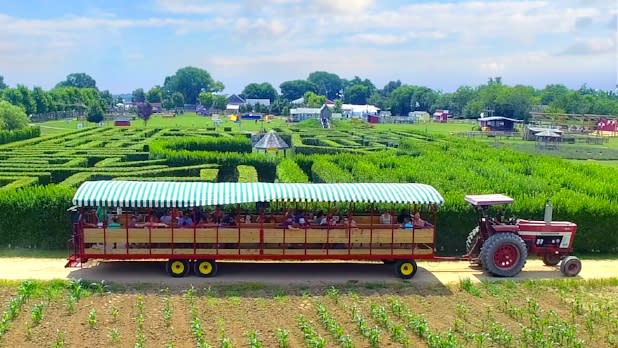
[[433, 109, 449, 123], [114, 117, 131, 127], [597, 117, 618, 132]]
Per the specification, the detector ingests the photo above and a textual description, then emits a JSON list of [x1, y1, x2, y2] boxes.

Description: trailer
[[66, 181, 581, 278]]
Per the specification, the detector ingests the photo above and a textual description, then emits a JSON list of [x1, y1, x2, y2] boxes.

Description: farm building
[[524, 126, 563, 141], [433, 109, 449, 123], [225, 104, 240, 114], [113, 117, 131, 127], [340, 104, 380, 119], [597, 117, 618, 136], [227, 94, 245, 105], [408, 111, 430, 123], [289, 104, 331, 122], [478, 116, 521, 132], [245, 99, 271, 107]]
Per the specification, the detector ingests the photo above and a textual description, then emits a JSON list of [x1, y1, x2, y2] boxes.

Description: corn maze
[[0, 120, 617, 252], [0, 278, 617, 348]]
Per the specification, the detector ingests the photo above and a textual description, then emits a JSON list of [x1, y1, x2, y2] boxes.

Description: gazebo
[[535, 130, 561, 150], [253, 130, 289, 156]]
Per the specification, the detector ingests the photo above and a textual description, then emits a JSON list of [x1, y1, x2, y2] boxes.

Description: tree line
[[2, 67, 618, 130]]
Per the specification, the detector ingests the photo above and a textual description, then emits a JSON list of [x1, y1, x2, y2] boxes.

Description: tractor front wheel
[[166, 259, 190, 278], [395, 260, 418, 279], [481, 233, 527, 277], [542, 253, 562, 266], [560, 256, 582, 277]]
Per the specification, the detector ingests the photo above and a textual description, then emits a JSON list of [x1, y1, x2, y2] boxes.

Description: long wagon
[[66, 180, 442, 278]]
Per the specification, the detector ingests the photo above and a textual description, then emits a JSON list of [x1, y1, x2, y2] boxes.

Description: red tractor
[[464, 194, 582, 277]]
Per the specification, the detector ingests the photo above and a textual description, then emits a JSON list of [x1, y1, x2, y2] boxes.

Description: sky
[[0, 0, 616, 94]]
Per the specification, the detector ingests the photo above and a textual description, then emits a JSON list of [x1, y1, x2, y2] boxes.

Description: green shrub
[[276, 159, 308, 183], [238, 165, 258, 183], [0, 127, 40, 145]]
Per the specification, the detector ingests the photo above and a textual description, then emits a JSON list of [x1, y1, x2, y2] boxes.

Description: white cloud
[[558, 37, 617, 56], [155, 0, 241, 14], [235, 18, 288, 39]]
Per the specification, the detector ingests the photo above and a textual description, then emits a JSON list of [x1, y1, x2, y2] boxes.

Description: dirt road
[[2, 257, 617, 287]]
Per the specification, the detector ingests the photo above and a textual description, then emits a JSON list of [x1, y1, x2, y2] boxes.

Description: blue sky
[[0, 0, 616, 94]]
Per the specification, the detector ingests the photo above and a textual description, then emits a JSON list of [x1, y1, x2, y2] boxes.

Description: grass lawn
[[0, 248, 66, 258], [37, 113, 291, 136]]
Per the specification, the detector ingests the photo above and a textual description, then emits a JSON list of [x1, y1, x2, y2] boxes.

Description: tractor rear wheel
[[560, 256, 582, 277], [542, 253, 562, 266], [481, 233, 527, 277], [466, 227, 483, 266]]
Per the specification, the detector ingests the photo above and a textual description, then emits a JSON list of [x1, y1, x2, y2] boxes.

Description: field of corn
[[0, 117, 617, 253], [0, 278, 617, 348]]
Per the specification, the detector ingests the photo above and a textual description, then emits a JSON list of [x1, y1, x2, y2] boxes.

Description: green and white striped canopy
[[72, 181, 444, 208]]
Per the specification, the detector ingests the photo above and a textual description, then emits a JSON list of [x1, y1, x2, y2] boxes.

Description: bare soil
[[0, 257, 616, 287]]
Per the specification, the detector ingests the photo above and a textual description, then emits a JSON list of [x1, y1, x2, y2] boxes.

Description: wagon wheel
[[394, 260, 418, 279], [480, 233, 527, 277], [542, 253, 562, 266], [560, 256, 582, 277], [166, 259, 190, 278], [194, 259, 218, 277]]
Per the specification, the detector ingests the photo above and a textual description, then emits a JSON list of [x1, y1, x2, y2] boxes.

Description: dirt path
[[2, 257, 617, 287]]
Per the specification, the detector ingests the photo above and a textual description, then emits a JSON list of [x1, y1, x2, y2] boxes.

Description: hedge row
[[311, 158, 354, 183], [0, 177, 39, 192], [237, 165, 258, 183], [0, 127, 40, 145], [0, 185, 75, 249], [276, 158, 309, 183]]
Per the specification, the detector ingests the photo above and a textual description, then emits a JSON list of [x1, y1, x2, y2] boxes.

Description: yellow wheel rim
[[171, 261, 185, 275], [198, 262, 213, 275], [400, 263, 414, 276]]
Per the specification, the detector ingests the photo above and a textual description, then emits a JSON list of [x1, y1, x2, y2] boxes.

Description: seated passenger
[[343, 217, 357, 228], [222, 213, 237, 227], [108, 216, 121, 228], [160, 211, 172, 225], [380, 211, 392, 224], [402, 217, 413, 230], [213, 206, 224, 224], [280, 215, 297, 229], [178, 212, 194, 227], [128, 215, 138, 228], [413, 212, 433, 228]]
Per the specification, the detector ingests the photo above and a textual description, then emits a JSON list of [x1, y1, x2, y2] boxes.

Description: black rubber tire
[[394, 260, 418, 279], [165, 259, 190, 278], [194, 259, 218, 277], [466, 227, 483, 267], [466, 227, 480, 253], [481, 233, 527, 277], [560, 256, 582, 277], [542, 253, 562, 266]]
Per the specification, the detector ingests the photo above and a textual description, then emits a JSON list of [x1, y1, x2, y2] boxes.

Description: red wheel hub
[[568, 263, 579, 272], [493, 244, 520, 270]]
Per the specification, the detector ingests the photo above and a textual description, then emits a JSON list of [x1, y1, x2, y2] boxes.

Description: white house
[[289, 104, 332, 122], [340, 104, 380, 118]]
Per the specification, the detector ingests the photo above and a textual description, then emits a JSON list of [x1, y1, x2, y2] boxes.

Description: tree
[[56, 73, 97, 89], [1, 85, 36, 115], [307, 71, 342, 99], [345, 84, 371, 104], [387, 85, 415, 115], [410, 86, 438, 112], [198, 91, 214, 108], [99, 90, 113, 110], [163, 66, 222, 104], [279, 80, 318, 101], [304, 91, 326, 108], [137, 102, 153, 126], [146, 86, 163, 103], [333, 100, 343, 113], [0, 75, 7, 90], [0, 100, 29, 130], [162, 98, 174, 110], [241, 82, 278, 102], [213, 95, 227, 110], [86, 104, 104, 123], [32, 87, 52, 114], [171, 92, 185, 108], [381, 80, 402, 97], [132, 88, 146, 103]]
